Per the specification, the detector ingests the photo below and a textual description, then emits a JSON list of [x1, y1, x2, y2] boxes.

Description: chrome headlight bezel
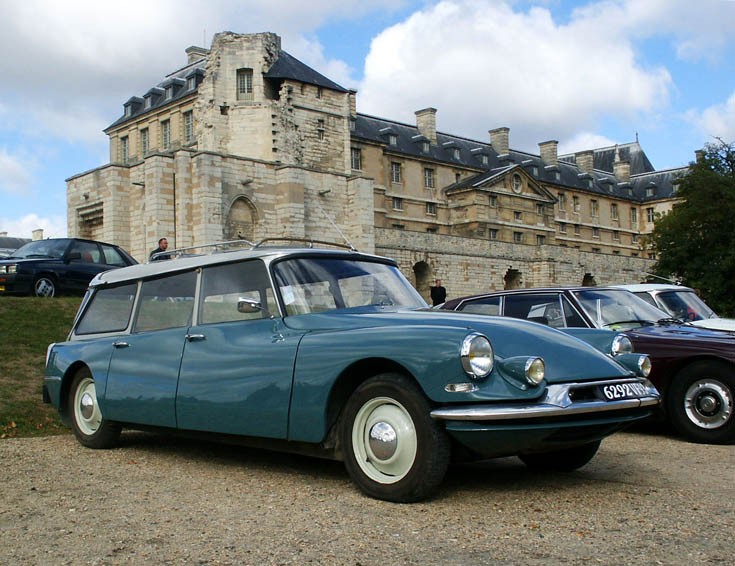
[[611, 334, 633, 356], [460, 333, 494, 379], [524, 357, 545, 385]]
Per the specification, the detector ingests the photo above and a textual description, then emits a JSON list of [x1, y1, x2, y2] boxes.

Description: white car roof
[[613, 283, 694, 293]]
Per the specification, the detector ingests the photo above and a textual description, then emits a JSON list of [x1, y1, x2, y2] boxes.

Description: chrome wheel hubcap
[[35, 279, 54, 297], [684, 379, 733, 429], [74, 377, 102, 436], [368, 421, 398, 461]]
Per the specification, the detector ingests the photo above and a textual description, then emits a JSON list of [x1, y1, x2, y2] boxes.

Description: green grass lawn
[[0, 296, 81, 438]]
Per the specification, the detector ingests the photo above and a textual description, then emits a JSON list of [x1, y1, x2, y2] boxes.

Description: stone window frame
[[514, 210, 522, 223], [425, 202, 437, 216], [646, 207, 655, 223], [488, 195, 497, 208], [120, 136, 129, 164], [140, 128, 149, 155], [317, 119, 325, 141], [513, 231, 523, 244], [489, 229, 498, 240], [392, 197, 403, 211], [592, 227, 600, 239], [424, 168, 435, 189], [610, 202, 619, 220], [572, 195, 580, 213], [350, 147, 362, 170], [557, 192, 566, 211], [183, 111, 194, 143], [161, 119, 171, 150], [390, 162, 402, 184], [236, 68, 254, 101], [558, 222, 567, 233], [536, 234, 546, 246], [590, 199, 599, 218], [631, 207, 638, 224]]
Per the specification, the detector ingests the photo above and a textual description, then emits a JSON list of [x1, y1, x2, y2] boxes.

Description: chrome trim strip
[[430, 380, 660, 421]]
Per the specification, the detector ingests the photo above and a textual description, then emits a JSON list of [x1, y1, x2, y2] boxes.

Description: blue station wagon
[[45, 243, 660, 501]]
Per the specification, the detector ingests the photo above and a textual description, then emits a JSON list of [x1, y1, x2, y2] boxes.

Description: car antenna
[[643, 272, 681, 284], [314, 190, 357, 251]]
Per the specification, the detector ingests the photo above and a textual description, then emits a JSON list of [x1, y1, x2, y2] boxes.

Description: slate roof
[[352, 114, 687, 204], [107, 50, 346, 131], [0, 236, 30, 256]]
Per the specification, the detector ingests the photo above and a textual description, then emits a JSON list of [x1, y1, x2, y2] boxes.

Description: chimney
[[185, 46, 210, 65], [539, 140, 558, 166], [348, 90, 357, 118], [32, 229, 44, 240], [415, 108, 437, 143], [576, 150, 594, 174], [614, 160, 631, 183], [695, 149, 706, 163], [489, 127, 510, 155]]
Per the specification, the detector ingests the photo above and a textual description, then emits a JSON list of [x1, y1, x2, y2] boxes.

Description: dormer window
[[144, 97, 152, 110], [423, 141, 430, 153], [236, 68, 253, 101], [481, 154, 489, 166], [389, 134, 398, 146], [165, 85, 173, 100], [187, 76, 196, 90], [124, 105, 131, 118], [453, 148, 460, 160]]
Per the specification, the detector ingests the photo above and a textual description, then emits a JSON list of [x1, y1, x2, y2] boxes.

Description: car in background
[[614, 284, 735, 332], [44, 242, 658, 502], [0, 238, 137, 297], [442, 287, 735, 445]]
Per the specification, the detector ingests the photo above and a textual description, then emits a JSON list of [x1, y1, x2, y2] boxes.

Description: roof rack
[[148, 239, 255, 262], [147, 237, 357, 262], [252, 237, 357, 251]]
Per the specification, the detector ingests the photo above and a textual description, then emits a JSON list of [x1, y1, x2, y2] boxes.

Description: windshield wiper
[[602, 319, 655, 328], [656, 317, 684, 325]]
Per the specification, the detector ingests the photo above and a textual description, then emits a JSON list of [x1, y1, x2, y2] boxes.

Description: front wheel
[[340, 374, 450, 502], [519, 440, 601, 471], [667, 361, 734, 444], [68, 368, 121, 448], [34, 276, 57, 297]]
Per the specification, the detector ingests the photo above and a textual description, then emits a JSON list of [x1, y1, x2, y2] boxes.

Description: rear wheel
[[519, 440, 601, 471], [340, 374, 450, 502], [34, 276, 57, 297], [68, 367, 121, 448], [667, 361, 734, 444]]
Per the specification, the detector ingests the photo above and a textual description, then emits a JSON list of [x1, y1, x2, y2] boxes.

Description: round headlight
[[611, 334, 633, 356], [525, 357, 545, 385], [638, 355, 652, 377], [460, 333, 494, 379]]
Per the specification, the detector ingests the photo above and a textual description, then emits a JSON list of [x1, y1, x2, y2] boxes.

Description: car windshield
[[272, 257, 426, 315], [656, 290, 717, 321], [572, 288, 672, 329], [8, 239, 70, 259]]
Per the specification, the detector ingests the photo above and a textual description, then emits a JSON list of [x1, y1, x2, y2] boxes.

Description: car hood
[[283, 307, 636, 382], [629, 321, 735, 342], [688, 318, 735, 333], [0, 257, 56, 265]]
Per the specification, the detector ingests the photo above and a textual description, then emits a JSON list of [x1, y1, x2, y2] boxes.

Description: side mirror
[[237, 298, 263, 314], [66, 252, 82, 263]]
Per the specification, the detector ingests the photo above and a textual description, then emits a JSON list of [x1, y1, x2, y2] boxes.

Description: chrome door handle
[[185, 334, 206, 342], [113, 341, 129, 348]]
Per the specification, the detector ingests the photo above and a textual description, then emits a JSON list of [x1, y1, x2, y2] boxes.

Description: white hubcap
[[74, 377, 102, 436], [684, 379, 733, 429], [352, 397, 417, 484]]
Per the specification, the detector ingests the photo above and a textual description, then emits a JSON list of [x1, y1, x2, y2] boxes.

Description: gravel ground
[[1, 427, 733, 565]]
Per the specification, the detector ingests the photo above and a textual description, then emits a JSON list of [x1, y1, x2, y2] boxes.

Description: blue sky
[[1, 0, 734, 239]]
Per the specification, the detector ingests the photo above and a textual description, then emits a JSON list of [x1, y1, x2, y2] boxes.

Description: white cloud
[[0, 149, 33, 195], [357, 0, 673, 152], [687, 91, 735, 142], [0, 214, 67, 239], [558, 132, 618, 156]]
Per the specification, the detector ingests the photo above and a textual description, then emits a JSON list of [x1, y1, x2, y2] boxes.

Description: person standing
[[149, 237, 171, 261], [430, 278, 447, 306]]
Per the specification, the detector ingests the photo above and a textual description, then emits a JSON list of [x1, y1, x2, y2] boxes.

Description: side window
[[75, 283, 137, 335], [100, 245, 127, 267], [69, 241, 101, 263], [503, 294, 561, 325], [634, 292, 658, 308], [458, 296, 500, 316], [562, 296, 587, 327], [135, 272, 197, 332], [200, 261, 276, 324]]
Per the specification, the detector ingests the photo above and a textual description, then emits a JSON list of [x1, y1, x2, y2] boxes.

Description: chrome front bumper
[[431, 378, 661, 421]]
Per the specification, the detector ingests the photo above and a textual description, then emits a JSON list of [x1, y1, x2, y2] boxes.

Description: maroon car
[[441, 287, 735, 445]]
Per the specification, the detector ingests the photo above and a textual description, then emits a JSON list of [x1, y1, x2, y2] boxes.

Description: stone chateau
[[67, 31, 691, 300]]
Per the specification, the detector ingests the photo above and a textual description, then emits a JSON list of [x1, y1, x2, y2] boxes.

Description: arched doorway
[[226, 197, 257, 242], [504, 268, 523, 290], [582, 273, 597, 286], [413, 261, 431, 303]]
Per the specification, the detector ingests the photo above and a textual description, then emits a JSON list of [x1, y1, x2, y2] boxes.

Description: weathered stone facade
[[67, 31, 685, 303]]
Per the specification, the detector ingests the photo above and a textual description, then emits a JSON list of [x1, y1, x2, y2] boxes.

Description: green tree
[[651, 140, 735, 316]]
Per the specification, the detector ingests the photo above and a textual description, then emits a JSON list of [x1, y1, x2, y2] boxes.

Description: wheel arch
[[323, 358, 421, 457], [58, 361, 91, 423]]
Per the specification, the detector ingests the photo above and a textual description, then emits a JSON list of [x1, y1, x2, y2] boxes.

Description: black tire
[[68, 367, 121, 449], [33, 276, 57, 297], [340, 373, 450, 502], [519, 440, 601, 471], [666, 361, 735, 444]]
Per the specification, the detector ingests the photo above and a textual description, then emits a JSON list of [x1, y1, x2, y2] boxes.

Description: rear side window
[[504, 294, 561, 324], [135, 272, 197, 332], [101, 244, 128, 266], [199, 260, 276, 323], [75, 283, 138, 335], [458, 296, 500, 315]]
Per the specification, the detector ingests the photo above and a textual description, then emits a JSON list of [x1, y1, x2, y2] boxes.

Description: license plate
[[599, 382, 649, 401]]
